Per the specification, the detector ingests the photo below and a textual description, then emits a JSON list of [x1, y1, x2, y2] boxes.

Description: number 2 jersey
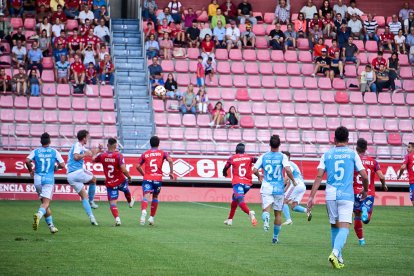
[[224, 154, 256, 186], [27, 147, 64, 185], [94, 151, 126, 188], [138, 149, 169, 181], [403, 152, 414, 184], [353, 154, 381, 196]]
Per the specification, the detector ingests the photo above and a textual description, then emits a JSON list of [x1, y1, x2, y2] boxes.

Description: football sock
[[124, 190, 132, 203], [293, 205, 306, 213], [238, 201, 250, 215], [273, 224, 281, 239], [37, 207, 46, 219], [262, 211, 270, 222], [354, 218, 364, 239], [88, 183, 96, 202], [82, 199, 93, 217], [110, 204, 119, 218], [45, 216, 53, 226], [228, 200, 238, 219], [333, 228, 349, 257], [150, 199, 159, 216], [363, 212, 372, 225], [141, 198, 148, 211], [282, 204, 291, 220], [331, 227, 339, 249]]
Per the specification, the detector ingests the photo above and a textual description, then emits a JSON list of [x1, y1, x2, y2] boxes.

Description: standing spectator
[[0, 67, 11, 94], [55, 54, 70, 84], [394, 29, 406, 54], [68, 28, 84, 56], [12, 67, 28, 96], [328, 39, 340, 58], [312, 48, 331, 77], [333, 0, 347, 19], [337, 23, 351, 49], [11, 40, 27, 67], [203, 57, 216, 84], [213, 20, 226, 49], [145, 34, 159, 59], [28, 69, 42, 97], [241, 21, 256, 48], [65, 0, 80, 19], [313, 37, 327, 58], [342, 37, 360, 68], [78, 4, 94, 24], [52, 17, 64, 40], [82, 43, 97, 66], [186, 20, 201, 48], [12, 27, 26, 47], [9, 0, 24, 17], [70, 54, 86, 86], [237, 0, 257, 25], [359, 64, 376, 93], [399, 2, 413, 22], [388, 14, 402, 36], [268, 22, 285, 50], [226, 20, 242, 51], [371, 50, 387, 72], [142, 0, 158, 25], [52, 41, 68, 62], [94, 18, 110, 43], [51, 5, 67, 24], [180, 84, 197, 115], [209, 101, 225, 127], [308, 24, 323, 50], [196, 56, 205, 87], [164, 73, 182, 100], [294, 12, 307, 38], [159, 32, 173, 60], [157, 7, 173, 25], [322, 13, 335, 39], [148, 56, 164, 91], [348, 14, 363, 40], [50, 0, 65, 12], [346, 0, 363, 20], [27, 41, 44, 76], [183, 8, 200, 28], [168, 0, 183, 24], [85, 62, 97, 85], [319, 0, 332, 19], [225, 106, 239, 126], [0, 13, 13, 47], [300, 0, 317, 21], [211, 7, 226, 29], [387, 52, 400, 82], [199, 24, 213, 40], [201, 34, 215, 62], [404, 12, 414, 35], [196, 87, 209, 114], [330, 50, 344, 80], [364, 14, 379, 43], [273, 0, 290, 25], [220, 0, 237, 23], [376, 64, 395, 92], [208, 0, 219, 21], [284, 23, 297, 50], [379, 26, 394, 51], [99, 53, 114, 85]]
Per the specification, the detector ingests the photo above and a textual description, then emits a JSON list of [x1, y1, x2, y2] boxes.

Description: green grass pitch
[[0, 201, 412, 275]]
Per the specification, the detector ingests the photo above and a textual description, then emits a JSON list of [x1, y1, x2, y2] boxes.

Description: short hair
[[108, 138, 117, 146], [356, 138, 368, 152], [282, 151, 290, 158], [77, 130, 89, 141], [334, 126, 349, 143], [235, 143, 245, 154], [207, 57, 213, 62], [409, 142, 414, 147], [197, 56, 203, 60], [41, 132, 51, 146], [270, 135, 281, 149], [366, 64, 372, 69], [150, 136, 160, 147], [192, 19, 198, 23], [377, 50, 383, 55], [73, 28, 78, 32]]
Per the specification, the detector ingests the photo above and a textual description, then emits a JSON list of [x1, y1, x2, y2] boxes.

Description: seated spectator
[[173, 23, 185, 46], [387, 51, 400, 82], [268, 22, 285, 50], [371, 50, 387, 71], [12, 27, 26, 47], [211, 8, 226, 29], [199, 24, 213, 40], [399, 2, 413, 22], [0, 13, 13, 47], [52, 17, 64, 40], [11, 40, 27, 67], [359, 64, 376, 93], [337, 23, 351, 49], [186, 20, 201, 48], [225, 106, 239, 126], [183, 8, 200, 29], [237, 0, 257, 25], [164, 73, 182, 100], [405, 27, 414, 49], [40, 17, 52, 38], [82, 43, 97, 66], [312, 48, 331, 77], [53, 41, 68, 62], [348, 14, 363, 40], [159, 32, 173, 60], [300, 0, 318, 22], [180, 84, 197, 115], [65, 0, 80, 19], [388, 14, 402, 36], [98, 44, 109, 62], [220, 0, 237, 23], [201, 34, 215, 62], [79, 4, 94, 24], [85, 62, 97, 85], [309, 13, 323, 31], [145, 34, 159, 59], [294, 12, 307, 38], [196, 56, 205, 87], [313, 37, 327, 58], [241, 21, 256, 48], [273, 0, 290, 25], [144, 21, 156, 39], [148, 56, 164, 91], [346, 0, 363, 21], [379, 26, 394, 51], [70, 54, 86, 85], [319, 0, 333, 19], [27, 41, 44, 76], [394, 29, 406, 54], [333, 0, 347, 19], [51, 5, 67, 24], [342, 37, 360, 68], [99, 54, 114, 85], [36, 5, 50, 28], [322, 13, 335, 39], [50, 0, 65, 12], [79, 18, 93, 36], [404, 12, 413, 35], [333, 13, 347, 30], [168, 0, 183, 24], [0, 68, 11, 94], [196, 87, 209, 114], [55, 54, 70, 84], [94, 5, 110, 25], [330, 51, 344, 80], [54, 30, 67, 48], [208, 0, 219, 21], [308, 24, 323, 50], [157, 7, 174, 25], [93, 0, 107, 11], [9, 0, 24, 17], [39, 29, 51, 56], [12, 67, 28, 96], [94, 18, 110, 43], [28, 69, 42, 97], [213, 20, 226, 48], [409, 45, 414, 64], [284, 23, 297, 50], [158, 18, 173, 37], [68, 28, 84, 55], [209, 101, 225, 127], [364, 13, 379, 43], [203, 57, 216, 84], [142, 0, 158, 25], [328, 39, 340, 58], [226, 20, 242, 51], [85, 28, 101, 52], [376, 64, 395, 92], [36, 0, 51, 11]]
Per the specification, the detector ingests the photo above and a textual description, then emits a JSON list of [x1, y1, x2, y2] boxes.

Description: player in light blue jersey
[[67, 130, 100, 225], [26, 133, 65, 233], [307, 127, 368, 269], [281, 151, 312, 225], [253, 135, 296, 244]]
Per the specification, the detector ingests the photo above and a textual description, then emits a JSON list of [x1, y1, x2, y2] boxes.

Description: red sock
[[354, 219, 364, 239], [238, 201, 250, 215], [228, 200, 238, 219], [141, 199, 148, 211], [150, 199, 159, 216], [110, 204, 119, 218], [124, 190, 132, 203]]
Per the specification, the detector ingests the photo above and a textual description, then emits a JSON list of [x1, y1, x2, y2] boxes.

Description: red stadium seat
[[256, 129, 270, 142], [175, 60, 189, 73], [29, 110, 43, 123], [86, 98, 100, 111], [395, 106, 409, 118], [370, 119, 384, 131], [101, 98, 114, 111], [154, 113, 167, 126], [335, 91, 349, 103], [365, 41, 378, 52], [298, 51, 312, 63], [237, 102, 252, 114], [349, 92, 363, 104], [364, 92, 377, 104], [307, 90, 320, 102], [332, 79, 346, 90], [259, 63, 273, 75], [257, 49, 271, 61], [66, 19, 79, 31], [236, 88, 249, 101], [255, 37, 269, 49], [263, 89, 278, 101], [321, 91, 335, 103], [312, 117, 327, 130], [278, 89, 292, 102], [324, 104, 338, 116], [247, 75, 261, 88], [243, 49, 257, 61], [295, 103, 309, 115], [315, 131, 330, 143], [187, 48, 200, 59], [269, 116, 283, 128], [399, 120, 413, 132], [234, 75, 247, 87], [352, 105, 367, 117], [381, 106, 395, 118], [213, 128, 228, 141], [290, 76, 304, 89], [254, 116, 269, 128], [42, 57, 54, 69], [266, 102, 281, 115], [318, 78, 332, 90], [41, 70, 55, 82], [229, 49, 242, 61], [378, 93, 392, 104], [44, 110, 58, 123], [373, 133, 387, 145], [56, 84, 70, 96], [281, 103, 295, 115], [298, 117, 312, 129], [271, 50, 284, 62], [264, 13, 275, 24], [286, 130, 300, 142], [338, 105, 352, 117], [215, 49, 228, 60], [287, 63, 300, 75], [284, 118, 298, 129], [10, 17, 23, 29], [198, 128, 213, 140], [309, 103, 324, 116], [301, 64, 314, 76], [43, 97, 57, 110], [297, 38, 309, 50], [276, 76, 289, 88], [29, 97, 42, 109], [284, 50, 297, 62], [355, 118, 370, 131], [326, 118, 340, 130], [24, 18, 36, 30], [387, 133, 402, 146], [344, 66, 357, 77], [217, 61, 230, 74], [245, 63, 259, 74], [0, 109, 13, 122], [273, 63, 287, 75], [230, 62, 244, 74], [304, 77, 317, 89], [72, 98, 86, 110], [403, 80, 414, 92], [368, 105, 381, 118], [240, 116, 255, 128], [228, 128, 242, 142]]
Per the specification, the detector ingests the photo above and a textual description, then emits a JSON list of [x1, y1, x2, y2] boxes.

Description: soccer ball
[[154, 85, 166, 97]]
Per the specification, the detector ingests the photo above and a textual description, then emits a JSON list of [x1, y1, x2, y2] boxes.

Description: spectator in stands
[[99, 53, 114, 85], [333, 12, 347, 30], [148, 56, 164, 91], [313, 37, 327, 58], [211, 8, 226, 29], [273, 0, 290, 25], [328, 39, 339, 58], [220, 0, 237, 23], [208, 0, 219, 21], [364, 14, 379, 43], [376, 64, 395, 92], [237, 0, 257, 25], [226, 20, 242, 51], [144, 21, 156, 39], [371, 50, 387, 72], [319, 0, 332, 19], [186, 20, 201, 48], [53, 41, 68, 62], [55, 54, 70, 83], [167, 0, 183, 23], [209, 101, 225, 127], [0, 13, 13, 47], [337, 23, 351, 49], [409, 45, 414, 64], [196, 56, 205, 87], [27, 41, 44, 76], [98, 44, 109, 62], [379, 26, 394, 51], [94, 5, 110, 25], [157, 7, 173, 25], [268, 22, 285, 50], [308, 24, 322, 50], [333, 0, 347, 19], [342, 36, 360, 68], [0, 68, 11, 94], [181, 84, 197, 114], [79, 4, 94, 24], [79, 18, 92, 36], [65, 0, 80, 19], [9, 0, 24, 17], [330, 50, 344, 80], [312, 48, 331, 77], [28, 69, 42, 97], [300, 0, 317, 22], [346, 0, 363, 21], [11, 40, 26, 67], [164, 73, 182, 100], [225, 106, 239, 126], [85, 62, 97, 84], [68, 28, 83, 56], [50, 0, 65, 12], [51, 5, 67, 24], [387, 51, 400, 82], [348, 14, 363, 40], [173, 23, 186, 46], [70, 54, 86, 86], [294, 12, 307, 38], [196, 87, 209, 114], [359, 64, 376, 93], [54, 29, 67, 47], [145, 34, 159, 59], [40, 17, 52, 38], [241, 21, 256, 48], [52, 17, 64, 40], [394, 29, 406, 54], [213, 20, 226, 48], [36, 0, 51, 11], [183, 8, 200, 29], [12, 27, 26, 47], [12, 67, 28, 96], [203, 57, 216, 84], [158, 18, 172, 37], [309, 13, 323, 32], [199, 23, 213, 40], [94, 18, 110, 43], [404, 12, 414, 35], [85, 28, 100, 51], [159, 32, 173, 60], [83, 42, 97, 66], [284, 23, 296, 50], [388, 15, 401, 36], [322, 13, 335, 39], [399, 2, 413, 22], [201, 34, 215, 61], [143, 0, 158, 25]]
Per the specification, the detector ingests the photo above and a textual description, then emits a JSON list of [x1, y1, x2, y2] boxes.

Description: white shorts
[[67, 169, 93, 193], [261, 194, 284, 211], [34, 175, 54, 199], [285, 183, 306, 204], [326, 200, 354, 224]]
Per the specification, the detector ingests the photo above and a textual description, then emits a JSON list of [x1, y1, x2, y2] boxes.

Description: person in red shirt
[[157, 18, 172, 37], [222, 143, 257, 227], [328, 39, 340, 58], [68, 28, 84, 55], [79, 18, 92, 36], [51, 4, 68, 23], [353, 138, 388, 246], [144, 21, 156, 40], [379, 26, 394, 51], [322, 13, 335, 39], [84, 28, 100, 51], [309, 13, 323, 30], [36, 0, 51, 11], [371, 50, 387, 72], [64, 0, 80, 19], [313, 37, 327, 58], [99, 53, 114, 85], [136, 136, 174, 226], [85, 62, 97, 84], [54, 29, 68, 48], [0, 68, 12, 94], [9, 0, 24, 16], [70, 54, 85, 84], [397, 142, 414, 206], [93, 138, 134, 226]]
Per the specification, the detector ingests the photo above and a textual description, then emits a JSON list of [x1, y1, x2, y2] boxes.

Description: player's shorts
[[142, 180, 162, 195], [34, 175, 54, 199], [67, 169, 94, 193], [410, 184, 414, 201], [326, 200, 354, 224], [261, 193, 284, 211], [285, 183, 306, 203], [353, 195, 375, 213], [232, 184, 251, 199], [107, 180, 130, 200]]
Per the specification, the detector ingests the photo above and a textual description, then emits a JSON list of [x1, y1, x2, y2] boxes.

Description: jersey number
[[39, 158, 51, 173], [107, 165, 114, 178], [334, 160, 345, 181], [357, 169, 371, 185], [264, 164, 282, 181], [238, 163, 247, 177], [150, 159, 158, 173]]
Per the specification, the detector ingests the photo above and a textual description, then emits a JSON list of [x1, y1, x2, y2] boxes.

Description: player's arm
[[54, 151, 65, 171], [222, 159, 231, 177], [121, 164, 132, 183], [307, 168, 324, 211], [25, 157, 34, 178], [376, 170, 388, 191], [284, 178, 291, 192], [252, 155, 263, 183], [282, 154, 296, 186], [166, 155, 174, 180], [136, 159, 145, 177], [397, 157, 408, 180]]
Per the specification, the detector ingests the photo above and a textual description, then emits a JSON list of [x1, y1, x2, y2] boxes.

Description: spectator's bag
[[73, 84, 85, 94]]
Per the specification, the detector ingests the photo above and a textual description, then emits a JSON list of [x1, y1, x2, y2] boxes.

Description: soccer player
[[93, 138, 135, 226], [281, 151, 312, 225], [307, 126, 368, 269], [67, 129, 99, 225], [26, 133, 65, 233], [253, 135, 296, 244], [136, 136, 174, 226], [353, 138, 388, 246], [222, 143, 257, 227], [397, 142, 414, 206]]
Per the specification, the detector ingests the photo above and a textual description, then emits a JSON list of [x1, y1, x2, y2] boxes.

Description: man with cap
[[312, 47, 331, 77]]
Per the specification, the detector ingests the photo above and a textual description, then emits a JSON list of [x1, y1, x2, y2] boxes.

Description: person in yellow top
[[50, 0, 65, 12], [208, 0, 219, 20]]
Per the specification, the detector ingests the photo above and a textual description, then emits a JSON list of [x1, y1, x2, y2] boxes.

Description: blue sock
[[88, 184, 96, 202], [282, 205, 291, 220], [82, 199, 93, 217], [273, 224, 281, 239], [293, 205, 306, 213], [331, 227, 339, 249], [45, 216, 53, 226], [38, 207, 46, 218], [262, 211, 270, 222], [333, 228, 350, 256]]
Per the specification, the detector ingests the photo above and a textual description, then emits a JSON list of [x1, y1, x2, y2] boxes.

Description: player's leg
[[353, 211, 365, 245], [410, 184, 414, 206], [44, 207, 58, 233], [148, 181, 162, 225], [33, 183, 52, 231], [86, 174, 99, 209], [140, 180, 152, 225], [282, 201, 292, 225], [261, 193, 273, 232], [224, 193, 238, 226], [361, 196, 374, 224], [272, 195, 284, 244], [34, 197, 50, 230], [119, 180, 134, 208], [107, 186, 121, 226], [326, 200, 344, 269], [239, 185, 256, 226]]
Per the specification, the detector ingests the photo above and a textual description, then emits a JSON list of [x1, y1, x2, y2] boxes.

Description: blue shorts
[[142, 180, 162, 195], [285, 40, 294, 47], [345, 56, 357, 63], [107, 180, 129, 200], [353, 195, 375, 213], [232, 184, 251, 199], [410, 184, 414, 201], [196, 77, 204, 87]]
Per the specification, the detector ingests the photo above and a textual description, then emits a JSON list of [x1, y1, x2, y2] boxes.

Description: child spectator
[[313, 37, 327, 58], [196, 87, 209, 113], [203, 57, 216, 84], [99, 54, 114, 85], [28, 69, 43, 97], [159, 32, 173, 60], [0, 68, 11, 94], [209, 101, 225, 127], [225, 106, 239, 126], [328, 39, 339, 58], [164, 73, 182, 100], [12, 67, 28, 96], [173, 23, 185, 46], [359, 64, 377, 93], [196, 56, 205, 87], [329, 51, 344, 80], [55, 54, 70, 84], [85, 62, 97, 85]]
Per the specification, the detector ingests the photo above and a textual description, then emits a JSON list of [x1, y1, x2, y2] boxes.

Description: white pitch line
[[189, 202, 229, 210]]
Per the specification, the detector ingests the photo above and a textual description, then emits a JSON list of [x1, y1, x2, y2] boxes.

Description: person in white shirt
[[346, 0, 363, 20], [333, 0, 347, 19], [199, 24, 213, 40], [79, 5, 95, 24], [51, 17, 64, 39], [225, 20, 241, 51], [12, 40, 27, 67], [399, 2, 413, 21], [94, 19, 110, 43], [300, 0, 318, 20], [404, 12, 414, 34], [394, 29, 406, 54], [348, 14, 363, 40], [388, 14, 402, 35], [167, 0, 183, 23]]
